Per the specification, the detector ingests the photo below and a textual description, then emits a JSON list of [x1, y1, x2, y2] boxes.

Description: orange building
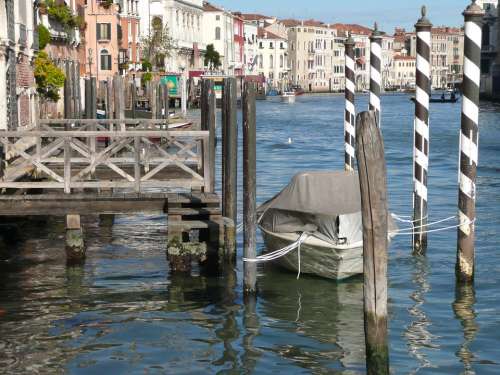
[[80, 0, 140, 81]]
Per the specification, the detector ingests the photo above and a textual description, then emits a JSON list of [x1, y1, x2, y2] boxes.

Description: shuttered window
[[97, 23, 111, 40], [100, 49, 112, 70]]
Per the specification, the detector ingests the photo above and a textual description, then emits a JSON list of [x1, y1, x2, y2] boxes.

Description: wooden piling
[[65, 214, 85, 264], [106, 78, 113, 119], [84, 78, 92, 119], [151, 81, 158, 120], [355, 111, 389, 375], [456, 1, 484, 283], [64, 61, 73, 119], [369, 23, 383, 128], [131, 78, 137, 119], [91, 77, 97, 118], [243, 82, 257, 293], [113, 75, 125, 129], [201, 79, 216, 192], [181, 75, 187, 117], [222, 77, 238, 226], [72, 61, 81, 118]]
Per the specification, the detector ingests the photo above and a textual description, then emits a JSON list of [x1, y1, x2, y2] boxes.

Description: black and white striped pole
[[413, 6, 432, 254], [456, 0, 484, 283], [344, 33, 356, 171], [369, 22, 382, 128]]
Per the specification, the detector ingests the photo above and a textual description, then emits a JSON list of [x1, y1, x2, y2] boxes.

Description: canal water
[[0, 93, 499, 374]]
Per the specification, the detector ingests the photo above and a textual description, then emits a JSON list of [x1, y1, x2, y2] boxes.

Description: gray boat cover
[[258, 171, 395, 245]]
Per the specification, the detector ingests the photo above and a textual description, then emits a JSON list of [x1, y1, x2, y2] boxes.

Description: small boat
[[280, 91, 296, 103], [291, 85, 305, 96], [267, 88, 279, 97], [258, 171, 396, 280], [410, 93, 459, 103]]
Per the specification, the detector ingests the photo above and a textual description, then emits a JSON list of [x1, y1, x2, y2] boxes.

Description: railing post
[[134, 136, 141, 193], [64, 137, 71, 194], [202, 136, 212, 193]]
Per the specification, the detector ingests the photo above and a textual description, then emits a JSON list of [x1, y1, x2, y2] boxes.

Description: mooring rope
[[243, 232, 309, 279], [391, 213, 428, 223], [390, 218, 476, 236]]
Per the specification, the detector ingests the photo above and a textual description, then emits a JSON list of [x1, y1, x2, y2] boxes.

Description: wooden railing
[[0, 119, 212, 194]]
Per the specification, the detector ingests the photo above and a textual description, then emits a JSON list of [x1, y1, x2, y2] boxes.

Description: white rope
[[389, 218, 476, 236], [394, 215, 457, 233], [243, 232, 309, 263], [391, 213, 428, 223]]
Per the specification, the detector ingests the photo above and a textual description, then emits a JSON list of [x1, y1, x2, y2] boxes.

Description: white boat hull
[[260, 227, 363, 280], [281, 94, 296, 103]]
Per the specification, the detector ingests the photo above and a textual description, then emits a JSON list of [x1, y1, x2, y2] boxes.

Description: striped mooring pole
[[456, 0, 484, 283], [412, 6, 432, 254], [344, 33, 356, 171], [369, 22, 382, 127]]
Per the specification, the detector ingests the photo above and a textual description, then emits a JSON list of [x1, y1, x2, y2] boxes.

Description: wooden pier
[[0, 116, 230, 270]]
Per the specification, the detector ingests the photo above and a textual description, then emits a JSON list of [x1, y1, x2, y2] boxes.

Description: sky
[[214, 0, 473, 32]]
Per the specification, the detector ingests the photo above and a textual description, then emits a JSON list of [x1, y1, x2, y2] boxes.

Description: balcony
[[17, 24, 27, 48]]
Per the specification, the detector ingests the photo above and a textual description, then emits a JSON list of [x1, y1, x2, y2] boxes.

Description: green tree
[[38, 24, 51, 50], [140, 17, 174, 70], [204, 44, 221, 70], [34, 52, 66, 102]]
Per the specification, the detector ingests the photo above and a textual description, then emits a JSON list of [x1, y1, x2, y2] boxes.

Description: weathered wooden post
[[243, 82, 257, 293], [151, 80, 158, 120], [181, 75, 187, 117], [162, 82, 169, 122], [456, 1, 484, 283], [113, 75, 125, 129], [131, 76, 137, 119], [355, 111, 389, 375], [64, 60, 73, 119], [84, 78, 92, 119], [106, 77, 113, 119], [66, 214, 85, 265], [72, 61, 81, 118], [344, 33, 356, 171], [222, 77, 238, 227], [413, 7, 432, 254], [369, 23, 383, 127]]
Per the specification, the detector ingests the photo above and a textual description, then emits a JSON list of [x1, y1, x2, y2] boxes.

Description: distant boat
[[281, 91, 296, 103], [410, 94, 459, 104], [267, 89, 279, 97], [291, 85, 305, 96]]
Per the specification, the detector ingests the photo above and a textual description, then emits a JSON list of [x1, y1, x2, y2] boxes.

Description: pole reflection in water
[[242, 293, 261, 373], [452, 282, 479, 374], [404, 256, 438, 373]]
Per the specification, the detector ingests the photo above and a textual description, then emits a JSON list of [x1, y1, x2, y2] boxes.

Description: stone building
[[0, 0, 37, 129], [202, 1, 235, 74], [408, 27, 464, 89], [139, 0, 205, 76], [479, 0, 500, 100], [80, 0, 140, 81], [392, 54, 416, 89], [256, 28, 288, 91], [242, 20, 258, 75]]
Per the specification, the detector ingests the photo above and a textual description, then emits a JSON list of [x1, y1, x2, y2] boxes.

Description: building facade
[[202, 2, 234, 74], [392, 54, 416, 89], [242, 20, 258, 75], [480, 0, 500, 99], [140, 0, 205, 76], [81, 0, 140, 81], [0, 0, 37, 129], [256, 28, 288, 91]]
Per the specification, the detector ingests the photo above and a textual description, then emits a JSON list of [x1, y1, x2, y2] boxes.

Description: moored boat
[[281, 91, 296, 103], [258, 171, 396, 280]]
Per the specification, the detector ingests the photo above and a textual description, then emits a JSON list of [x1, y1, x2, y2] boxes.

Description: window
[[269, 42, 273, 49], [259, 55, 263, 69], [100, 49, 112, 70], [216, 15, 220, 21], [280, 55, 283, 68], [270, 54, 274, 68], [97, 23, 111, 40], [215, 27, 221, 40]]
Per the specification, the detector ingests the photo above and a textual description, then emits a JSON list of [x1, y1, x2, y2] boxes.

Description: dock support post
[[151, 81, 158, 120], [161, 82, 169, 122], [222, 77, 238, 227], [456, 1, 484, 283], [72, 61, 81, 118], [369, 23, 383, 128], [181, 75, 187, 117], [355, 111, 389, 375], [344, 34, 356, 171], [66, 214, 85, 264], [243, 82, 257, 293], [85, 78, 92, 119], [64, 60, 73, 119], [413, 7, 432, 254], [131, 78, 137, 119], [113, 75, 125, 129]]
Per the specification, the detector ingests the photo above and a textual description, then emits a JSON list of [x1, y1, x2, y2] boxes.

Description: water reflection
[[258, 267, 365, 372], [404, 256, 439, 373], [452, 282, 479, 374]]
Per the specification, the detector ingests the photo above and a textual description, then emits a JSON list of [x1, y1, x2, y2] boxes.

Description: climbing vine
[[34, 52, 66, 102]]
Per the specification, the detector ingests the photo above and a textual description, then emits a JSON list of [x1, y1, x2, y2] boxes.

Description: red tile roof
[[202, 1, 222, 12], [238, 13, 273, 21], [394, 54, 415, 61], [331, 23, 373, 36], [257, 28, 285, 40]]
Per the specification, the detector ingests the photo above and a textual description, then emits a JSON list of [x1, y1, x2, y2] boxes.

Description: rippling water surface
[[0, 93, 500, 374]]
